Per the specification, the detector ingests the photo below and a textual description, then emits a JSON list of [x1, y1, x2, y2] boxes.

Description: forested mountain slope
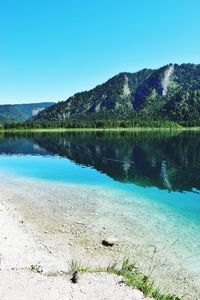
[[33, 63, 200, 125], [0, 102, 54, 123]]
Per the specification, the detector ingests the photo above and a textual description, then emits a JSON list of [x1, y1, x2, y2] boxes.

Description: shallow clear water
[[1, 131, 200, 276], [1, 131, 200, 213]]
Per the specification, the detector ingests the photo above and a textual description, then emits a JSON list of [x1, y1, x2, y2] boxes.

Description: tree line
[[0, 119, 185, 130]]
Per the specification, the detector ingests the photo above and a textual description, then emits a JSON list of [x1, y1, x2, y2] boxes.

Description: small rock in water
[[102, 238, 118, 247]]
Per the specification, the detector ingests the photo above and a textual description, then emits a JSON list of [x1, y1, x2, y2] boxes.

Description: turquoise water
[[1, 153, 200, 225], [0, 131, 200, 226]]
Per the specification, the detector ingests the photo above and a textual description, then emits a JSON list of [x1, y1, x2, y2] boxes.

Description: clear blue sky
[[0, 0, 199, 104]]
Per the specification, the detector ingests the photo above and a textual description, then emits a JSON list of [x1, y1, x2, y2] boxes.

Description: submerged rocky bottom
[[1, 172, 200, 299]]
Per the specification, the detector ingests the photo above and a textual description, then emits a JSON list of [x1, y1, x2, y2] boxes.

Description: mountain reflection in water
[[0, 130, 200, 193]]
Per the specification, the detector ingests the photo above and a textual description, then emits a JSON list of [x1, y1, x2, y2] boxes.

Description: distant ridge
[[0, 102, 54, 123], [34, 63, 200, 125]]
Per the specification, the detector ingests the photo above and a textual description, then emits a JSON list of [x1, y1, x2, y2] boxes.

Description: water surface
[[1, 130, 200, 289]]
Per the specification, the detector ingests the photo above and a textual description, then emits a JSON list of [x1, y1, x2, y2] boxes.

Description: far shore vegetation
[[0, 119, 200, 132]]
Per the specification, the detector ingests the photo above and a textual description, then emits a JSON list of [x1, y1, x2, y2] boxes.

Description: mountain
[[0, 115, 10, 125], [0, 102, 54, 123], [34, 63, 200, 125]]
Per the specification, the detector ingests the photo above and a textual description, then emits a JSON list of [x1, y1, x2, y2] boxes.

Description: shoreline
[[1, 126, 200, 133], [0, 173, 199, 299]]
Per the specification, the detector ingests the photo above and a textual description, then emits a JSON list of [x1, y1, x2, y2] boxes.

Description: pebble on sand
[[102, 238, 119, 247]]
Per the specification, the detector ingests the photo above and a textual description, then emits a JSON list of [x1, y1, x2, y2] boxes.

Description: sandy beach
[[0, 191, 152, 300], [0, 173, 199, 299]]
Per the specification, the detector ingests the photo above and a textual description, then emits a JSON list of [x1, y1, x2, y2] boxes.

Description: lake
[[0, 130, 200, 296]]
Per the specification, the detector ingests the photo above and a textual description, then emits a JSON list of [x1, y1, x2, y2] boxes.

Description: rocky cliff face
[[161, 65, 174, 96], [34, 63, 200, 123]]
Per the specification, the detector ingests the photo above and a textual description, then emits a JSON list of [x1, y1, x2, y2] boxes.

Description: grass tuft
[[105, 258, 183, 300], [96, 258, 182, 300], [69, 260, 91, 273], [30, 258, 183, 299]]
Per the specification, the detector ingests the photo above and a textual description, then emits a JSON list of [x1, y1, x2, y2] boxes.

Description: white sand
[[0, 188, 151, 300]]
